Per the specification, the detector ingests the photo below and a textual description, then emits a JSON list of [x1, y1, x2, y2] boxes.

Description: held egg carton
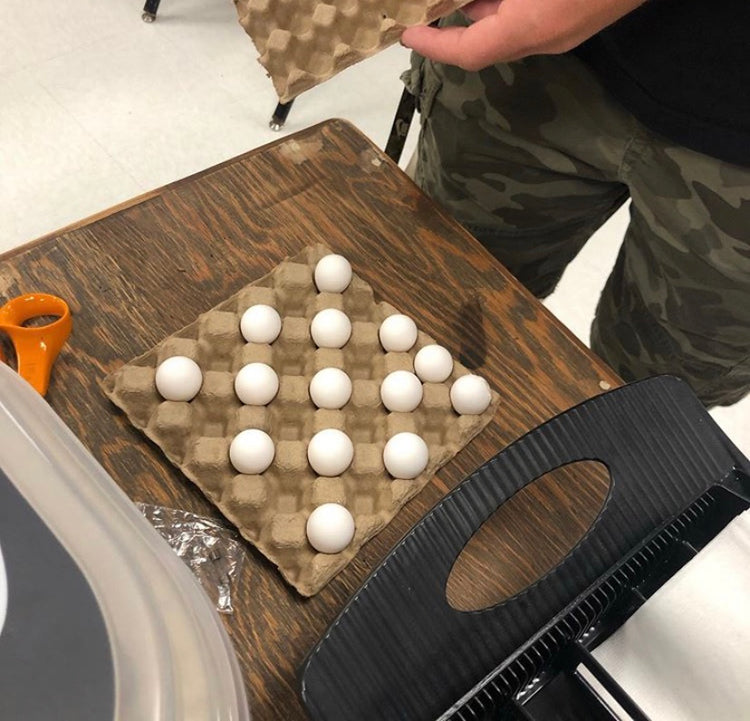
[[233, 0, 474, 102], [104, 245, 499, 596]]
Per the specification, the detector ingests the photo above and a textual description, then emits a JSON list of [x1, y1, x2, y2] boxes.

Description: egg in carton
[[103, 245, 499, 596], [233, 0, 474, 102]]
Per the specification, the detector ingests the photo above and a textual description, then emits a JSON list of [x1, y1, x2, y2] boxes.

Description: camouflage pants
[[403, 20, 750, 407]]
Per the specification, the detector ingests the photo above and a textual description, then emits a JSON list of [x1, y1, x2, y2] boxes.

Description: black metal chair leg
[[270, 100, 294, 131], [382, 17, 436, 163], [384, 87, 417, 164], [142, 0, 163, 23]]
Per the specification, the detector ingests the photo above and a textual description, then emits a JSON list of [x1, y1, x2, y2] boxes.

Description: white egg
[[310, 308, 352, 349], [379, 314, 418, 352], [240, 304, 282, 344], [380, 370, 423, 412], [155, 356, 203, 402], [414, 344, 454, 383], [450, 374, 492, 415], [229, 429, 275, 474], [234, 363, 279, 405], [307, 429, 354, 477], [310, 367, 353, 409], [306, 503, 355, 554], [383, 433, 429, 479], [314, 254, 352, 293]]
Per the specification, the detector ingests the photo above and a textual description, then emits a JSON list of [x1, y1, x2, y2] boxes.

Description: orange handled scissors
[[0, 293, 72, 396]]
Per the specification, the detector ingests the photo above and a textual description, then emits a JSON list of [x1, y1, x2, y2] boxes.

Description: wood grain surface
[[0, 120, 620, 720]]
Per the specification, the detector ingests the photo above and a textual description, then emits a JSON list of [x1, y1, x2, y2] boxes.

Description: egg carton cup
[[233, 0, 474, 102], [103, 245, 499, 596]]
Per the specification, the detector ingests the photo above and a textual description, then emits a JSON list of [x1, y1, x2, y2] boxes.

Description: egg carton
[[104, 245, 499, 596], [233, 0, 474, 102]]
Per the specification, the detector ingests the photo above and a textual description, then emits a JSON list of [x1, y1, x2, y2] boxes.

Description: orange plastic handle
[[0, 294, 72, 396]]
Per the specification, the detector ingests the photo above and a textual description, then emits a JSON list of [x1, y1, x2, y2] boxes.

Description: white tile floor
[[2, 0, 746, 454]]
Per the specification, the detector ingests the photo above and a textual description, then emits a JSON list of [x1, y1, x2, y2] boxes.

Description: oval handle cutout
[[446, 460, 611, 612]]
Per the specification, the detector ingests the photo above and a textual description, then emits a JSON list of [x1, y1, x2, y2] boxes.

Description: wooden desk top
[[0, 120, 619, 719]]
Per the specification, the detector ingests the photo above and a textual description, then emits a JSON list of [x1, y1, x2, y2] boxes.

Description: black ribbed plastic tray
[[300, 376, 750, 720]]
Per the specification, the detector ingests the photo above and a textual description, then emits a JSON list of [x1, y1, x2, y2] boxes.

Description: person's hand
[[401, 0, 646, 71]]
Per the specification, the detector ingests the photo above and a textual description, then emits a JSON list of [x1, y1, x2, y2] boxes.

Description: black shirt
[[574, 0, 750, 166]]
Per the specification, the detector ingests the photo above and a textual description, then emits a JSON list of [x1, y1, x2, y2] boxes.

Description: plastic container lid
[[0, 364, 250, 720]]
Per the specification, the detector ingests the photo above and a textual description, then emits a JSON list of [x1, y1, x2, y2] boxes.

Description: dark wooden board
[[0, 120, 619, 719]]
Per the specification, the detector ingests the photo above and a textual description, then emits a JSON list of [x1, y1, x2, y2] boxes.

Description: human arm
[[401, 0, 647, 71]]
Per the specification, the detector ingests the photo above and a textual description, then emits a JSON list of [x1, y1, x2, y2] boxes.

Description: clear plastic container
[[0, 363, 250, 720]]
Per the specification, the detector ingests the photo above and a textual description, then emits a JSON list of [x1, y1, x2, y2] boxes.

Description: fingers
[[461, 0, 502, 22], [401, 14, 523, 71]]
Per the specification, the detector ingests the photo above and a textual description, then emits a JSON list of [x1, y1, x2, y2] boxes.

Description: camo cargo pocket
[[401, 53, 443, 125]]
